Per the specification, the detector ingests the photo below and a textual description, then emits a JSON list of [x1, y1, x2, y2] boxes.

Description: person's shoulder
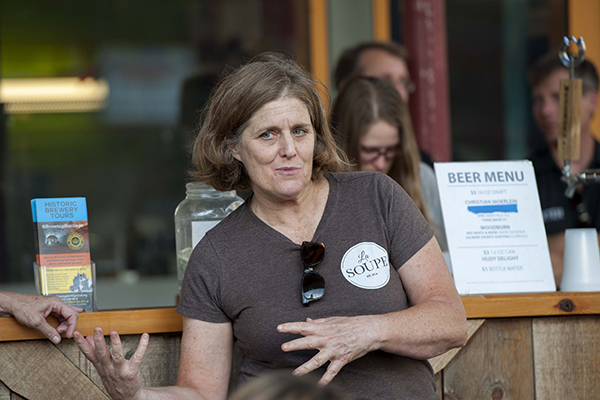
[[527, 145, 555, 171], [327, 172, 401, 203], [419, 148, 435, 168], [419, 162, 436, 179], [328, 171, 396, 188], [527, 145, 548, 159], [327, 170, 374, 180], [593, 140, 600, 165], [203, 200, 250, 239], [419, 162, 438, 196]]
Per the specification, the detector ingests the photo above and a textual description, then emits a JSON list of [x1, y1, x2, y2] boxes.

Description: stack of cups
[[560, 228, 600, 292]]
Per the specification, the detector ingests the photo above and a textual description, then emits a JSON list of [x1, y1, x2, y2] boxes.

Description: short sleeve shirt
[[177, 171, 436, 400]]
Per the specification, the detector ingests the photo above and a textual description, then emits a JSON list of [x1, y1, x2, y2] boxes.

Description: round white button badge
[[340, 242, 390, 289]]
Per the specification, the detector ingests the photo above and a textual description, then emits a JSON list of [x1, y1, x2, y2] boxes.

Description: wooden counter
[[3, 291, 598, 342], [461, 290, 600, 318], [0, 307, 183, 342], [1, 292, 599, 399]]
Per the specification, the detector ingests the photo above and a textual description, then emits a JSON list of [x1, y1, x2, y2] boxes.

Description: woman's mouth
[[276, 167, 300, 174]]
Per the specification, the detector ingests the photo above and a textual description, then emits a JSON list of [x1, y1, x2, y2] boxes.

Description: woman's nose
[[372, 154, 387, 171], [279, 133, 297, 157]]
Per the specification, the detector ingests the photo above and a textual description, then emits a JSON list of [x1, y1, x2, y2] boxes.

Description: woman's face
[[230, 96, 316, 201], [359, 121, 400, 175]]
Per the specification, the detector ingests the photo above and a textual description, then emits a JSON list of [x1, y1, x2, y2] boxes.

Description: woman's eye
[[362, 148, 378, 154], [293, 128, 306, 136], [260, 132, 273, 139]]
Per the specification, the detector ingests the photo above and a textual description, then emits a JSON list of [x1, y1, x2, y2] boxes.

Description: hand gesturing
[[74, 327, 149, 400], [277, 315, 379, 385]]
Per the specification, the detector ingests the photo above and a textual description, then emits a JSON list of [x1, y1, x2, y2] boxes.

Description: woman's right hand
[[74, 327, 149, 400]]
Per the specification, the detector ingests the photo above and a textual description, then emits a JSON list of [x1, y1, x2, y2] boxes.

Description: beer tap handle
[[558, 37, 586, 198], [557, 36, 585, 163]]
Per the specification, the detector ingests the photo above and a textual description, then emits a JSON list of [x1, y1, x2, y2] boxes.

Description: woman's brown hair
[[330, 76, 430, 222], [190, 52, 349, 191]]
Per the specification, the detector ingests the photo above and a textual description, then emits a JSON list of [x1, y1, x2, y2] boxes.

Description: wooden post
[[402, 0, 452, 162], [308, 0, 330, 105], [569, 0, 600, 142], [0, 104, 6, 282], [372, 0, 391, 42]]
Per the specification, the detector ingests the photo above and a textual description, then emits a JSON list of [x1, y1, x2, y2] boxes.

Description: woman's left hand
[[277, 315, 380, 385]]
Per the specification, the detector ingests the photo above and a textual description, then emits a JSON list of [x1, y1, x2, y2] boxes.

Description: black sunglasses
[[301, 241, 325, 306]]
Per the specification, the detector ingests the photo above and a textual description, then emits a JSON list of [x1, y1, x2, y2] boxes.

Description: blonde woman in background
[[331, 76, 447, 250]]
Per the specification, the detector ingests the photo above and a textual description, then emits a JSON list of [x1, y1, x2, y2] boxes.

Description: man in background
[[334, 41, 434, 167], [528, 52, 600, 287]]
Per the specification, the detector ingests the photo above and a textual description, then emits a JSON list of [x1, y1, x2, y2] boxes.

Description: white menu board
[[434, 160, 556, 295]]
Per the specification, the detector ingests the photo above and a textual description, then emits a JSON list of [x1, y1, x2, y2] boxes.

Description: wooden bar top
[[461, 291, 600, 318], [1, 291, 599, 342], [0, 307, 182, 342]]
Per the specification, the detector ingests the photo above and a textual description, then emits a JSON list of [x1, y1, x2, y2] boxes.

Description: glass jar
[[174, 182, 243, 290]]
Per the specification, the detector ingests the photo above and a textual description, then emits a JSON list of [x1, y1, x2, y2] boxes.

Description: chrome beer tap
[[558, 36, 600, 198]]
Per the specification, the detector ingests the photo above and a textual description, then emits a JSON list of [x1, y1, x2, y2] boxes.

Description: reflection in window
[[0, 0, 309, 284]]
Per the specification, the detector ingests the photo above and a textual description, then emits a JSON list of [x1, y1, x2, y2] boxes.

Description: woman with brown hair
[[74, 52, 465, 400], [331, 77, 447, 250]]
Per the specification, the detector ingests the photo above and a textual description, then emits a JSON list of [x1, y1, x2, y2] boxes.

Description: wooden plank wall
[[532, 316, 600, 399], [0, 333, 181, 400], [439, 315, 600, 399], [1, 316, 599, 399], [0, 333, 240, 400], [442, 319, 535, 399]]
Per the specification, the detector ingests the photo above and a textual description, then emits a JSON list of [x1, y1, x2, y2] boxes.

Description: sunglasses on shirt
[[301, 241, 325, 306]]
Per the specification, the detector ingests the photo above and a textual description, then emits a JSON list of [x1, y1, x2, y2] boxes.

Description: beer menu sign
[[434, 160, 555, 295]]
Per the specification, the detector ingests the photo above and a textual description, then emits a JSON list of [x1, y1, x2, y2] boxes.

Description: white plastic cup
[[560, 228, 600, 292]]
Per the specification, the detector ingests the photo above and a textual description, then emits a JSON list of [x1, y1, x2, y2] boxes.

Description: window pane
[[0, 0, 309, 304]]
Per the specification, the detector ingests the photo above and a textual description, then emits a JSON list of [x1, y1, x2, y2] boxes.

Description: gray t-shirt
[[177, 171, 437, 400]]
